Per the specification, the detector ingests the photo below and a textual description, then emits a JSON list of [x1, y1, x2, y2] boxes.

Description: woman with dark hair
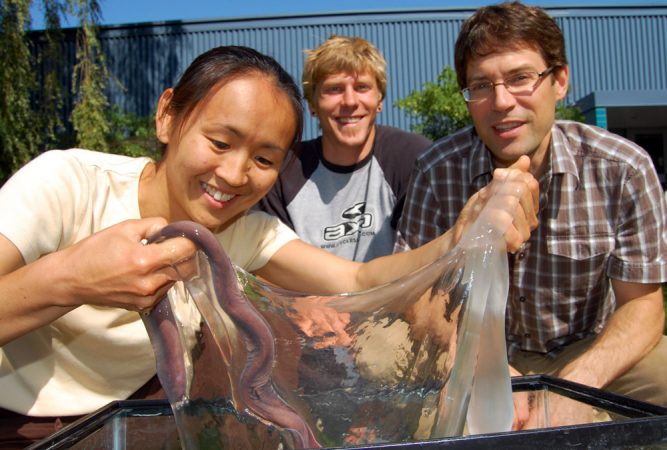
[[0, 45, 537, 447]]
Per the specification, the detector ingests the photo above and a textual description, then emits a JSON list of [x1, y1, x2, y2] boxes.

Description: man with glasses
[[396, 0, 667, 417]]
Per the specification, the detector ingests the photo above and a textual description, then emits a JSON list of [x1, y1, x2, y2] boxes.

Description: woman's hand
[[0, 218, 197, 345], [451, 156, 539, 253], [56, 218, 196, 311]]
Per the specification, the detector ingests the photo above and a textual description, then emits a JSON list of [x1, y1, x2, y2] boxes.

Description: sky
[[30, 0, 667, 30]]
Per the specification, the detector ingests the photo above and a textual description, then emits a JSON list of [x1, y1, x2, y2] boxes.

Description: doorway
[[628, 129, 667, 190]]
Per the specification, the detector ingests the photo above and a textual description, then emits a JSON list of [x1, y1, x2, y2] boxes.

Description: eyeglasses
[[461, 67, 556, 103]]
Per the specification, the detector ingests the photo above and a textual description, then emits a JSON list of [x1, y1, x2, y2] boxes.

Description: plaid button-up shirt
[[396, 121, 667, 356]]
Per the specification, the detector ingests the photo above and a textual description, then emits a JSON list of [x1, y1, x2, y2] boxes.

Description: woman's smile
[[201, 181, 236, 205]]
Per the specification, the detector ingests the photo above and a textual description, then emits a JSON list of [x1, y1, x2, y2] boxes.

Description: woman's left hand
[[452, 155, 539, 252]]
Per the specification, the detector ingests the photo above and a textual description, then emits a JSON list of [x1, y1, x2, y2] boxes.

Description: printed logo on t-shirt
[[323, 202, 373, 241]]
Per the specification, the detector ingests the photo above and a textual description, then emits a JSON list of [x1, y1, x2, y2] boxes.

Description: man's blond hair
[[302, 35, 387, 105]]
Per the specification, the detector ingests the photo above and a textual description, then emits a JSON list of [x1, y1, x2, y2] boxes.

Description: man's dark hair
[[454, 1, 568, 89]]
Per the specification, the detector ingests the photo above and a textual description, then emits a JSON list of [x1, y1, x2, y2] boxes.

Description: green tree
[[0, 0, 41, 183], [106, 105, 160, 160], [70, 0, 109, 151], [396, 65, 585, 141], [0, 0, 146, 185], [36, 0, 67, 148], [395, 66, 470, 141], [556, 100, 585, 122]]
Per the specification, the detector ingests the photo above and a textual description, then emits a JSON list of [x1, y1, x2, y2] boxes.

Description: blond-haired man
[[259, 35, 431, 261]]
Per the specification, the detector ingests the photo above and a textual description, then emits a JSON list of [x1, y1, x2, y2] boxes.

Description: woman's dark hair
[[454, 1, 567, 89], [160, 45, 304, 154]]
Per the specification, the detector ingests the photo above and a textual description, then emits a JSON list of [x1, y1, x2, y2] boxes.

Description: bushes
[[0, 0, 148, 185], [395, 66, 470, 141], [106, 106, 160, 160]]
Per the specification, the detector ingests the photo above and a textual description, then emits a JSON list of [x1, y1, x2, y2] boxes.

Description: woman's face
[[157, 74, 297, 230]]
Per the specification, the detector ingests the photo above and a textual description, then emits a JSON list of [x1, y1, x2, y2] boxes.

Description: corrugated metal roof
[[32, 5, 667, 140]]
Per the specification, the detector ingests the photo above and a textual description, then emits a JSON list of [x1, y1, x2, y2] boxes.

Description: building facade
[[33, 4, 667, 184]]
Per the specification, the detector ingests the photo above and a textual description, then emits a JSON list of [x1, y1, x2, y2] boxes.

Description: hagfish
[[146, 220, 320, 449]]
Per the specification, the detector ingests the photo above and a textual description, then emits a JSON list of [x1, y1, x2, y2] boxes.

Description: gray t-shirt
[[258, 126, 431, 261]]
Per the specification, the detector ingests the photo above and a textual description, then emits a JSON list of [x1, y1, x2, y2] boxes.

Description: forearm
[[0, 219, 190, 346], [557, 284, 664, 389], [0, 252, 77, 346], [354, 228, 456, 291], [260, 229, 457, 295]]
